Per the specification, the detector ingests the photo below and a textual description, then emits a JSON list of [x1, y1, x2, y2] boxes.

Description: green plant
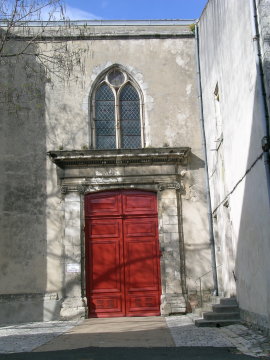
[[81, 145, 89, 150], [58, 145, 64, 150], [189, 23, 195, 33]]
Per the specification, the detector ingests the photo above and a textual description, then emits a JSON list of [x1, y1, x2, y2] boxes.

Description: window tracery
[[91, 67, 143, 150]]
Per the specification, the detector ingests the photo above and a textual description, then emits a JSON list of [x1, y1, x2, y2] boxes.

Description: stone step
[[212, 304, 239, 313], [220, 297, 237, 306], [203, 311, 240, 320], [209, 295, 223, 304], [195, 319, 242, 327]]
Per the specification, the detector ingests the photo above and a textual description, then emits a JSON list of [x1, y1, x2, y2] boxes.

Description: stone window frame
[[89, 64, 145, 149]]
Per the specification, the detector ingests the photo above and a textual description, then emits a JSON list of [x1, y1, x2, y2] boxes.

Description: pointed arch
[[89, 65, 144, 149], [119, 83, 141, 149], [95, 83, 116, 149]]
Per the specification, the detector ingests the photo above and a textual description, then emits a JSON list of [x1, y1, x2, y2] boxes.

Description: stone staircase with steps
[[194, 297, 242, 327]]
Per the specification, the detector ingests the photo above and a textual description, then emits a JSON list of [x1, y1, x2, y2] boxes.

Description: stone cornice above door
[[47, 147, 191, 168]]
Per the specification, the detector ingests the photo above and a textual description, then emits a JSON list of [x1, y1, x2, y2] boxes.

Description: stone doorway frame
[[48, 147, 190, 319]]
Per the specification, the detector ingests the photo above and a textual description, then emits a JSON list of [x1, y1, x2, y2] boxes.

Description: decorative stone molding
[[60, 182, 186, 194], [158, 182, 182, 191], [60, 185, 68, 194], [77, 185, 87, 194], [48, 147, 190, 168], [60, 185, 78, 194]]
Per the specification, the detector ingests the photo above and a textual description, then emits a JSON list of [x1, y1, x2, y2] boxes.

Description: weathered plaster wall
[[0, 24, 210, 323], [199, 0, 270, 331], [44, 30, 212, 298], [0, 42, 58, 322]]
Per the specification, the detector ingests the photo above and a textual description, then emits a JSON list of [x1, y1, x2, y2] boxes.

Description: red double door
[[85, 190, 161, 317]]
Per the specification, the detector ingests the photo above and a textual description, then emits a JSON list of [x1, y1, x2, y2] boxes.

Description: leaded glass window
[[95, 83, 116, 149], [120, 84, 141, 149], [93, 68, 143, 150]]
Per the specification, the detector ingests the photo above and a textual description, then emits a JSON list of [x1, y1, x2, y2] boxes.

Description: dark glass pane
[[120, 102, 140, 120], [121, 120, 141, 135], [122, 136, 141, 149], [96, 121, 115, 135], [95, 83, 116, 149], [120, 84, 141, 149], [108, 70, 125, 87], [95, 83, 114, 101], [96, 136, 116, 149], [120, 84, 139, 101], [95, 102, 115, 121]]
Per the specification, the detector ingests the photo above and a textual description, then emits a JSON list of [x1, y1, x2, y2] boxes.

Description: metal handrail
[[195, 264, 222, 307]]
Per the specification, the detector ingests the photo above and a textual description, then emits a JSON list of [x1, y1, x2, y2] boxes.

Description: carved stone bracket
[[77, 185, 87, 195], [60, 184, 98, 195], [60, 185, 68, 194], [60, 185, 86, 194], [158, 182, 182, 192]]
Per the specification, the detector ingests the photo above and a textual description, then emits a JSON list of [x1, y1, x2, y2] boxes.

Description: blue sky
[[64, 0, 208, 21]]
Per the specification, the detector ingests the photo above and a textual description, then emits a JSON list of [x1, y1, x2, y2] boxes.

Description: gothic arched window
[[92, 68, 142, 150], [95, 83, 116, 149]]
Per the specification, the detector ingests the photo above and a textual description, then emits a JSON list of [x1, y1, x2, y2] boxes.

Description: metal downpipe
[[195, 24, 219, 296], [249, 0, 270, 208]]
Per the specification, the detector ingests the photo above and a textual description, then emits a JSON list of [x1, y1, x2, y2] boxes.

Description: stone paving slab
[[220, 324, 270, 358], [33, 316, 174, 351], [0, 321, 79, 354], [166, 315, 234, 347], [0, 315, 270, 358]]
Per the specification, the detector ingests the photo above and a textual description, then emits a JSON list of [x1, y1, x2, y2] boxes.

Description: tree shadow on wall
[[0, 38, 48, 324]]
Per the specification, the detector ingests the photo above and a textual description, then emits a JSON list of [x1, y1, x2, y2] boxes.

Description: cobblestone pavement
[[220, 324, 270, 358], [166, 315, 234, 347], [0, 316, 270, 358], [0, 321, 79, 354], [166, 315, 270, 358]]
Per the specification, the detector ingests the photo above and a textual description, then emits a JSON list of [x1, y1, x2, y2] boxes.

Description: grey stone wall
[[0, 41, 50, 322]]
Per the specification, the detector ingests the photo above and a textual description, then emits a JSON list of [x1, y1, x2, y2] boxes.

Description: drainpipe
[[249, 0, 270, 207], [195, 23, 219, 296]]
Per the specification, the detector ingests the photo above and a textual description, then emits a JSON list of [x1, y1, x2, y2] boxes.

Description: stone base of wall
[[60, 296, 87, 320], [240, 308, 270, 336], [187, 289, 213, 310], [0, 293, 62, 325], [160, 293, 186, 315]]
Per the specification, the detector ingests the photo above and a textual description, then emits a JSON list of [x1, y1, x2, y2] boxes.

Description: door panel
[[91, 241, 121, 292], [124, 218, 158, 239], [86, 217, 125, 317], [90, 220, 121, 239], [85, 190, 161, 317], [125, 242, 158, 290], [123, 191, 157, 216], [85, 191, 122, 217], [124, 217, 160, 316], [128, 293, 160, 314]]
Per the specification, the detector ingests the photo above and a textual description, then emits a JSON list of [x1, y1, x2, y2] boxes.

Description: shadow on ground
[[0, 347, 259, 360]]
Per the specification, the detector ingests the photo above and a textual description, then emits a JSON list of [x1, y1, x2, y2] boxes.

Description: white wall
[[199, 0, 270, 331]]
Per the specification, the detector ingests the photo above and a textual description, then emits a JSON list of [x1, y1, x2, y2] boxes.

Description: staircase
[[195, 297, 241, 327]]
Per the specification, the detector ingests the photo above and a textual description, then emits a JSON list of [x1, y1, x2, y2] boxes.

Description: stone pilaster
[[60, 191, 87, 320]]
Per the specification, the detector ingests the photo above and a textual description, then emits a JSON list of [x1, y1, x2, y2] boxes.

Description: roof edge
[[0, 19, 196, 27]]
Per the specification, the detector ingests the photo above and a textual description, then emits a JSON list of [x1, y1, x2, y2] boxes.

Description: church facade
[[0, 20, 212, 322], [1, 0, 270, 333]]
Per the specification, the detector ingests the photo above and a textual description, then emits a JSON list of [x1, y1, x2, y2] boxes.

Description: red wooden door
[[85, 190, 161, 317]]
